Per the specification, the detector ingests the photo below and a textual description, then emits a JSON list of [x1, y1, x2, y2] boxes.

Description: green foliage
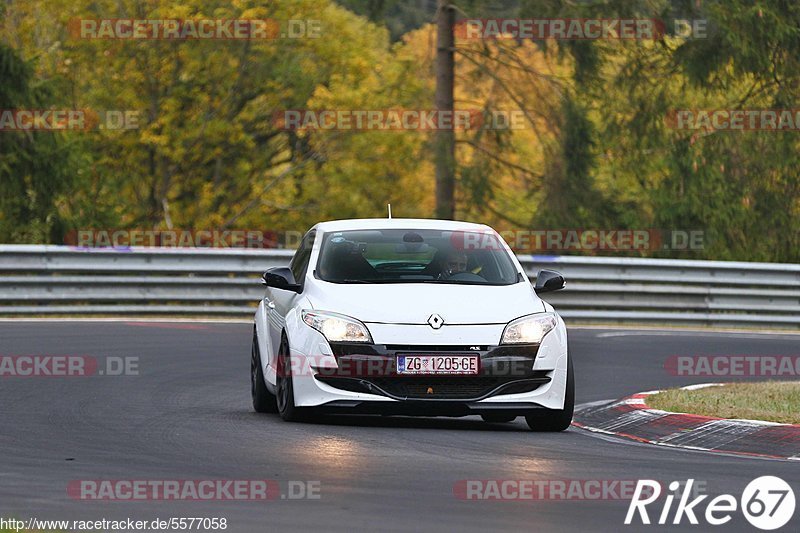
[[515, 0, 800, 261], [533, 95, 599, 227], [338, 0, 522, 41], [0, 0, 797, 262], [0, 42, 77, 242]]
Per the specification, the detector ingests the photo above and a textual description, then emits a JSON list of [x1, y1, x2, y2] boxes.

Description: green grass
[[647, 382, 800, 424]]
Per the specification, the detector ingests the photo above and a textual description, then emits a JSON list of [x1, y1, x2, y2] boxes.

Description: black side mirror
[[534, 269, 566, 294], [262, 267, 301, 292]]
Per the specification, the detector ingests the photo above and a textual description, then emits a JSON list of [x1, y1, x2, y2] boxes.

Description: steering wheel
[[440, 271, 485, 282]]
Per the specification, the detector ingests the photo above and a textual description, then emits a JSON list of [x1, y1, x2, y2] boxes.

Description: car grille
[[373, 376, 503, 399]]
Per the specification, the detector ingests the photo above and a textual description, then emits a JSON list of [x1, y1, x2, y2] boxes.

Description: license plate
[[396, 355, 479, 375]]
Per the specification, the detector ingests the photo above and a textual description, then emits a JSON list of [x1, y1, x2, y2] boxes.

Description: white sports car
[[251, 218, 573, 431]]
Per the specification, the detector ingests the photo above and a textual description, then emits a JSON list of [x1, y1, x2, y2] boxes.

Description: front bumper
[[314, 342, 549, 401], [288, 333, 568, 411], [313, 400, 552, 417]]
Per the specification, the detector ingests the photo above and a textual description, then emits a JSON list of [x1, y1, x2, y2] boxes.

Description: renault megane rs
[[250, 218, 572, 431]]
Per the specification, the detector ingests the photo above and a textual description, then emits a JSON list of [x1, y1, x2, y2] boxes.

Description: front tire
[[525, 355, 574, 432], [251, 330, 277, 413]]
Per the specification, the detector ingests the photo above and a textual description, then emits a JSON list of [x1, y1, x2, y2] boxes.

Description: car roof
[[313, 218, 493, 233]]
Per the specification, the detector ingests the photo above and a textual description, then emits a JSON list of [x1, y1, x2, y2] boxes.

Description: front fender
[[254, 301, 275, 391]]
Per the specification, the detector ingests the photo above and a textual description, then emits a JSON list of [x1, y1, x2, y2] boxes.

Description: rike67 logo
[[626, 477, 795, 530]]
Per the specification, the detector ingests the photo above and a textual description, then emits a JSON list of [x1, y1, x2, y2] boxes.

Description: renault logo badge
[[427, 314, 444, 329]]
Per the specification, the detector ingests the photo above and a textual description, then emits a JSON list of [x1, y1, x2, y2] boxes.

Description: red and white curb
[[573, 383, 800, 461]]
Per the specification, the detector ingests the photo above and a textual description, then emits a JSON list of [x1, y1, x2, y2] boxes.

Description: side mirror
[[534, 269, 566, 294], [262, 267, 301, 292]]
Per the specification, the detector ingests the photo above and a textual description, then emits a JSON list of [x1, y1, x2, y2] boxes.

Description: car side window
[[289, 230, 316, 286]]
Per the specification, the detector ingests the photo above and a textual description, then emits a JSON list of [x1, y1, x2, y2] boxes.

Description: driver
[[440, 250, 468, 277]]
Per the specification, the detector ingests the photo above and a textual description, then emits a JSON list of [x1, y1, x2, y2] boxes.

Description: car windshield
[[315, 229, 520, 285]]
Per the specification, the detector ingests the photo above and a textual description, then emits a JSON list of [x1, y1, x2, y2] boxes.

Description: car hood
[[305, 281, 545, 325]]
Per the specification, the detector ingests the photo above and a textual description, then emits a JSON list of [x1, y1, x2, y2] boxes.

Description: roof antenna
[[387, 203, 392, 219]]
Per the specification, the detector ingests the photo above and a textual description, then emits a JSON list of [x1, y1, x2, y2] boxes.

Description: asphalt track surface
[[1, 321, 798, 532]]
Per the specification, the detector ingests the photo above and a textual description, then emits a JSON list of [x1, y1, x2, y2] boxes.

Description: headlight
[[500, 313, 558, 344], [301, 310, 372, 343]]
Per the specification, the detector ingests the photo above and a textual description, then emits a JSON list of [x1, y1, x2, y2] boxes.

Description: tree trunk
[[434, 0, 456, 219]]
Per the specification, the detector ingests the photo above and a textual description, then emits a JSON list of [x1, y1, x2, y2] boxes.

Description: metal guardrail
[[1, 245, 798, 327]]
